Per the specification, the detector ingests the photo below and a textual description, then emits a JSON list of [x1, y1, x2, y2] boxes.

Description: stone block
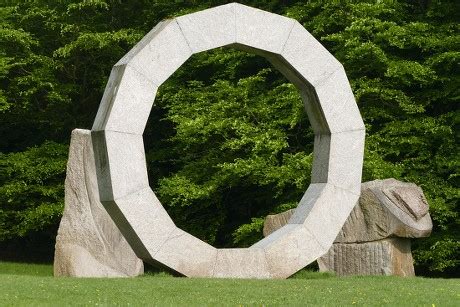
[[213, 248, 270, 279], [92, 65, 157, 135], [154, 228, 217, 277], [104, 187, 177, 260], [263, 179, 433, 277], [54, 129, 143, 277], [117, 20, 192, 87], [287, 183, 327, 224], [280, 21, 342, 87], [313, 67, 365, 133], [289, 184, 360, 250], [234, 3, 295, 54], [253, 225, 326, 278], [323, 130, 365, 195], [309, 131, 365, 195], [318, 238, 415, 276], [176, 3, 236, 53], [92, 130, 149, 201]]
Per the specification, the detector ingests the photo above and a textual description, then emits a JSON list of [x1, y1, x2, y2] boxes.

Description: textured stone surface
[[289, 183, 360, 250], [279, 21, 342, 87], [317, 239, 415, 276], [117, 20, 192, 87], [89, 3, 365, 278], [91, 65, 157, 135], [214, 248, 270, 278], [253, 224, 326, 279], [335, 179, 432, 243], [311, 67, 365, 133], [234, 4, 295, 54], [154, 228, 217, 277], [263, 179, 433, 276], [311, 130, 365, 195], [102, 187, 177, 260], [92, 130, 149, 201], [176, 3, 236, 53], [54, 129, 143, 277]]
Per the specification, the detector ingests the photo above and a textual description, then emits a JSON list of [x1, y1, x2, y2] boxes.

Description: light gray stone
[[318, 238, 415, 277], [88, 4, 365, 279], [54, 129, 143, 277], [92, 65, 157, 135], [313, 67, 365, 133], [253, 224, 326, 278], [290, 184, 360, 250], [92, 130, 149, 201], [234, 3, 295, 54], [118, 19, 192, 87], [280, 21, 342, 87], [154, 228, 217, 277], [176, 3, 236, 53], [318, 130, 365, 195], [102, 187, 177, 261], [310, 130, 365, 195], [213, 248, 270, 279]]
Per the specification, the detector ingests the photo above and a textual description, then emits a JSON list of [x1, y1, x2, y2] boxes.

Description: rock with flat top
[[54, 129, 144, 277], [263, 179, 432, 276]]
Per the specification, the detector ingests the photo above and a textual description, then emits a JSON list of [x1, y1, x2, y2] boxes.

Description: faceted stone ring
[[91, 3, 365, 278]]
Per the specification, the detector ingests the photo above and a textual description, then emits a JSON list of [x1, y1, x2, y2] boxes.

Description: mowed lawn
[[0, 262, 458, 306]]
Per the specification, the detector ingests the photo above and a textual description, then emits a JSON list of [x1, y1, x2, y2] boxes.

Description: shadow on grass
[[290, 269, 335, 279]]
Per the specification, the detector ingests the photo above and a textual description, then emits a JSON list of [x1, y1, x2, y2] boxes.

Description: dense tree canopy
[[0, 0, 458, 276]]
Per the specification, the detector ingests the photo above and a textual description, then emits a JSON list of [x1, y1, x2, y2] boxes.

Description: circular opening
[[144, 48, 314, 248]]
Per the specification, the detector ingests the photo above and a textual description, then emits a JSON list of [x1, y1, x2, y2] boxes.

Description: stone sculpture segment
[[263, 179, 433, 276], [154, 228, 217, 277], [91, 65, 158, 135], [176, 3, 237, 53], [54, 129, 143, 277], [234, 4, 295, 54], [117, 20, 192, 87], [90, 3, 365, 279], [92, 131, 149, 201], [252, 224, 325, 278]]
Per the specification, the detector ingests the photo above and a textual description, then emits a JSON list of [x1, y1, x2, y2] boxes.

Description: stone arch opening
[[143, 47, 311, 248]]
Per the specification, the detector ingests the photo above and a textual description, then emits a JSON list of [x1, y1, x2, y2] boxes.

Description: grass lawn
[[0, 262, 458, 306]]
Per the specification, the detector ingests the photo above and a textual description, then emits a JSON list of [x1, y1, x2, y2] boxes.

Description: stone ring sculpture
[[91, 3, 365, 279]]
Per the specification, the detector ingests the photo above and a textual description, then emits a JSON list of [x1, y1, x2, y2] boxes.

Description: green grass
[[0, 262, 459, 306]]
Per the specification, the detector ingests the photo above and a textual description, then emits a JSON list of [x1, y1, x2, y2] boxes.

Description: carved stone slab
[[54, 129, 143, 277], [263, 179, 433, 276]]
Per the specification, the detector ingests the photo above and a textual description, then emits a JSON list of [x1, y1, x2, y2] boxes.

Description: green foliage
[[148, 54, 310, 246], [0, 142, 67, 241], [0, 0, 458, 275]]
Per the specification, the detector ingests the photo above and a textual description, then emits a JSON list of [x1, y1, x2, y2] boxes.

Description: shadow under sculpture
[[91, 3, 365, 279]]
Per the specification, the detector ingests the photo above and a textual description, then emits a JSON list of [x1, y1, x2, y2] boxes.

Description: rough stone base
[[54, 129, 144, 277], [317, 238, 415, 276]]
